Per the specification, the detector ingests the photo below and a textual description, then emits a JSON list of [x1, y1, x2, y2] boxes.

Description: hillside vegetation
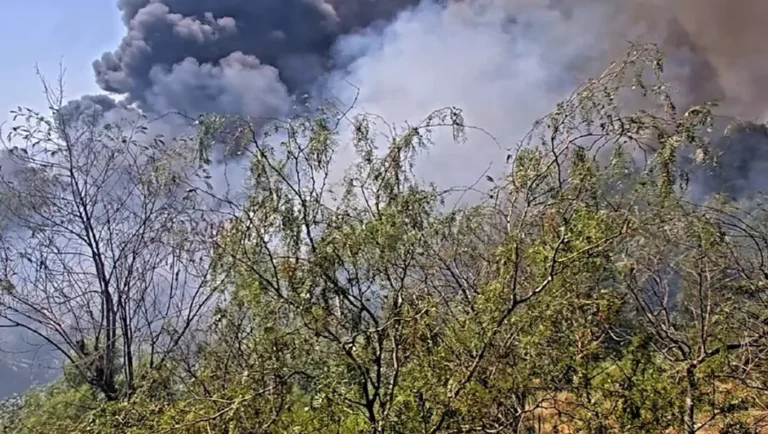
[[2, 45, 768, 434]]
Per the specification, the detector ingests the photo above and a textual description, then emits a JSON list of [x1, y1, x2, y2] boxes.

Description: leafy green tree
[[200, 43, 719, 434]]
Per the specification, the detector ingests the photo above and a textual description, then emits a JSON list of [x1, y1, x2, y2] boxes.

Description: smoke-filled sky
[[40, 0, 768, 188], [4, 0, 768, 122], [5, 0, 768, 139]]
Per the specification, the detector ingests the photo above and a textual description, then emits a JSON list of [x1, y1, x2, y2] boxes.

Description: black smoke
[[685, 121, 768, 201], [91, 0, 424, 119]]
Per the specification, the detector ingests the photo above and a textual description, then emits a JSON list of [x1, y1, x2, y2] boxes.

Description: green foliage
[[5, 43, 768, 434], [0, 382, 95, 434]]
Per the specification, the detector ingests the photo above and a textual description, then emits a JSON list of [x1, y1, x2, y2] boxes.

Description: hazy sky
[[0, 0, 122, 118]]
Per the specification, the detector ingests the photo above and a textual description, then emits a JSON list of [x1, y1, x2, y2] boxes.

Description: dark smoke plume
[[93, 0, 424, 118], [633, 0, 768, 119], [549, 0, 768, 118]]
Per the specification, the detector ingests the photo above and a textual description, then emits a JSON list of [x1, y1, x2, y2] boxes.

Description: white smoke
[[321, 0, 618, 192]]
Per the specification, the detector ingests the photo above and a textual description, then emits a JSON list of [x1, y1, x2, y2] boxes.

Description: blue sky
[[0, 0, 123, 118]]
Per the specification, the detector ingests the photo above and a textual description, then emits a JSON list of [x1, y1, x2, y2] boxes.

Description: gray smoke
[[90, 0, 426, 119], [74, 0, 768, 126], [322, 0, 605, 192], [319, 0, 768, 197]]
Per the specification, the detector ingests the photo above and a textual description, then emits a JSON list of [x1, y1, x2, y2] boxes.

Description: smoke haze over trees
[[3, 0, 768, 432]]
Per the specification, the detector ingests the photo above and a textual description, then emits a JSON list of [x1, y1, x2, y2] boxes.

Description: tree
[[199, 43, 693, 434], [611, 195, 768, 434], [0, 76, 220, 400], [6, 43, 768, 434]]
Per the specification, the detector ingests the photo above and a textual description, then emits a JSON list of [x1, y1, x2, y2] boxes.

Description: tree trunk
[[684, 365, 697, 434]]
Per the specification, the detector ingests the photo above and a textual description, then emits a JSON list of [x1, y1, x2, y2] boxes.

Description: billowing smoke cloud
[[515, 0, 768, 119], [91, 0, 425, 119], [62, 0, 768, 159], [626, 0, 768, 119], [687, 122, 768, 201], [82, 0, 768, 140], [322, 0, 612, 191], [317, 0, 768, 196]]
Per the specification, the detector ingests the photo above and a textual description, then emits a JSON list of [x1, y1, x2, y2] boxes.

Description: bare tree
[[618, 199, 768, 434], [0, 77, 220, 400]]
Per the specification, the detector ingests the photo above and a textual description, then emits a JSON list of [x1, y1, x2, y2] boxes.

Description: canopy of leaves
[[4, 44, 768, 434]]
